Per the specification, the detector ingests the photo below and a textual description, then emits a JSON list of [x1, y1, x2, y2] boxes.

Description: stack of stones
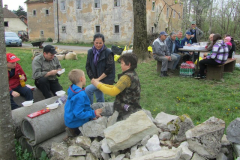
[[49, 102, 239, 160], [227, 118, 240, 159]]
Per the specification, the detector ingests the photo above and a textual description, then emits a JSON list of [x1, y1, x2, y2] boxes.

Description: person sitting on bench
[[195, 34, 229, 79]]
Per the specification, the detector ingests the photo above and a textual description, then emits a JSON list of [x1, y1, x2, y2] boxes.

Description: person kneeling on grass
[[64, 69, 102, 137], [91, 53, 141, 120]]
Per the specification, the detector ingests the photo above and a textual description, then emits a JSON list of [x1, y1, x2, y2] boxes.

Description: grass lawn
[[6, 47, 240, 128]]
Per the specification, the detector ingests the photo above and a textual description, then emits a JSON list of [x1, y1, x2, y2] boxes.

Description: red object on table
[[27, 108, 50, 118]]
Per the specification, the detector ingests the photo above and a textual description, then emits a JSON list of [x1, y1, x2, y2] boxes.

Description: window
[[166, 7, 169, 18], [61, 1, 66, 10], [152, 1, 155, 11], [62, 26, 66, 33], [173, 10, 175, 18], [76, 0, 82, 9], [4, 21, 8, 27], [78, 26, 82, 33], [40, 30, 44, 36], [94, 0, 100, 8], [96, 25, 100, 33], [33, 10, 36, 16], [46, 9, 49, 15], [114, 0, 120, 7], [114, 25, 119, 33]]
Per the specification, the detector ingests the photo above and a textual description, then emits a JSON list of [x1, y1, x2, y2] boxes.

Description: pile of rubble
[[49, 103, 240, 160], [31, 48, 77, 61]]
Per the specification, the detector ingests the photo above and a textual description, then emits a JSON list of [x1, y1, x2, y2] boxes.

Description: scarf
[[92, 45, 105, 66]]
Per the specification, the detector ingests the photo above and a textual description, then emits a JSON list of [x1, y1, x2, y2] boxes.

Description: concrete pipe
[[19, 136, 34, 154], [12, 97, 59, 138], [33, 132, 67, 158], [21, 103, 65, 146]]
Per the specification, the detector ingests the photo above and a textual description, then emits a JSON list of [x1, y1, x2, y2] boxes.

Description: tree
[[13, 6, 27, 17], [0, 0, 17, 159], [133, 0, 148, 60]]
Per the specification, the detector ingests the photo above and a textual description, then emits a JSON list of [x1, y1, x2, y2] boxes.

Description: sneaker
[[194, 74, 201, 79]]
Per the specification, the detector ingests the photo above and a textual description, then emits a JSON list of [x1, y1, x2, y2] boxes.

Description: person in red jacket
[[7, 53, 33, 110]]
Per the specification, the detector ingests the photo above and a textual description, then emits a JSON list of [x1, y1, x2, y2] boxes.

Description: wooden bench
[[206, 58, 236, 80]]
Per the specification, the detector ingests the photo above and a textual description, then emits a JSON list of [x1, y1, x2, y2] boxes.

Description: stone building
[[26, 0, 183, 44], [26, 0, 55, 41], [3, 5, 28, 33]]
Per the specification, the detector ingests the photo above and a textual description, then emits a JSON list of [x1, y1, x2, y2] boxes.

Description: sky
[[2, 0, 27, 11]]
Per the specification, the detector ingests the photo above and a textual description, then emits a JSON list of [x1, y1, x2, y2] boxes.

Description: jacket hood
[[67, 84, 84, 99]]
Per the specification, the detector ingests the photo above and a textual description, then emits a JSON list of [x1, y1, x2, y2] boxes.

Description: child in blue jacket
[[64, 69, 102, 136]]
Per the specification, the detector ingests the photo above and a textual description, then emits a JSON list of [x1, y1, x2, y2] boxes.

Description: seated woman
[[195, 34, 229, 79], [91, 53, 141, 120]]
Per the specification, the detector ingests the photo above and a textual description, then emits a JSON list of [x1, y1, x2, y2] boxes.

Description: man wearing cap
[[186, 21, 203, 43], [152, 31, 177, 77], [32, 45, 63, 98], [180, 31, 194, 61], [7, 53, 33, 110]]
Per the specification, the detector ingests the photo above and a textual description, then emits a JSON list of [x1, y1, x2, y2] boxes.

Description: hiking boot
[[160, 71, 166, 77], [164, 71, 169, 76]]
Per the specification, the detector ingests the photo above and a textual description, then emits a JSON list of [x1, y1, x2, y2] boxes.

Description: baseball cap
[[6, 53, 20, 63], [43, 45, 57, 54], [159, 31, 168, 36], [186, 31, 191, 35]]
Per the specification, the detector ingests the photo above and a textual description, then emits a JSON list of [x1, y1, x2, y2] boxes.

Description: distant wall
[[4, 18, 27, 33], [27, 2, 55, 41]]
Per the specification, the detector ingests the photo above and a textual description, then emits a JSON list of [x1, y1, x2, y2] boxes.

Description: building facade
[[26, 0, 55, 41], [3, 5, 28, 34], [27, 0, 183, 44]]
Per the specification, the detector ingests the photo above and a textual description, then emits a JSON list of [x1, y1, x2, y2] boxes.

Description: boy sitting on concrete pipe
[[64, 69, 102, 137]]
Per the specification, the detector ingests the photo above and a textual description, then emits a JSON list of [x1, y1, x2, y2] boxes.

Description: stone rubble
[[49, 109, 239, 160]]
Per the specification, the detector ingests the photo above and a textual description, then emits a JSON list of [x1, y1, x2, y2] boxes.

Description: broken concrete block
[[227, 118, 240, 144], [131, 147, 182, 160], [79, 117, 107, 137], [104, 110, 158, 152], [155, 112, 178, 131], [145, 134, 161, 151], [68, 146, 86, 156], [186, 117, 225, 159]]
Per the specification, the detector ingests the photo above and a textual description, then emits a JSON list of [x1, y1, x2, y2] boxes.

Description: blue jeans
[[85, 84, 104, 105], [172, 53, 181, 69], [10, 85, 33, 110]]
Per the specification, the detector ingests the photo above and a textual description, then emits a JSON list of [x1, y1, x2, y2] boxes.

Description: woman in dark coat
[[85, 33, 115, 104]]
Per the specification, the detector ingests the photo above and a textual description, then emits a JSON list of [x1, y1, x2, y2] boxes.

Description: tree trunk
[[0, 1, 17, 159], [133, 0, 148, 60], [208, 0, 213, 34]]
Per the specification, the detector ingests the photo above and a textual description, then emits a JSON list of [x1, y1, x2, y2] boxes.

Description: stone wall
[[49, 104, 239, 160]]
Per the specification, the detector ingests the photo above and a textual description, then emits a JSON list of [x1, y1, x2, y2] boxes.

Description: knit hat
[[224, 37, 231, 42], [6, 53, 20, 63]]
